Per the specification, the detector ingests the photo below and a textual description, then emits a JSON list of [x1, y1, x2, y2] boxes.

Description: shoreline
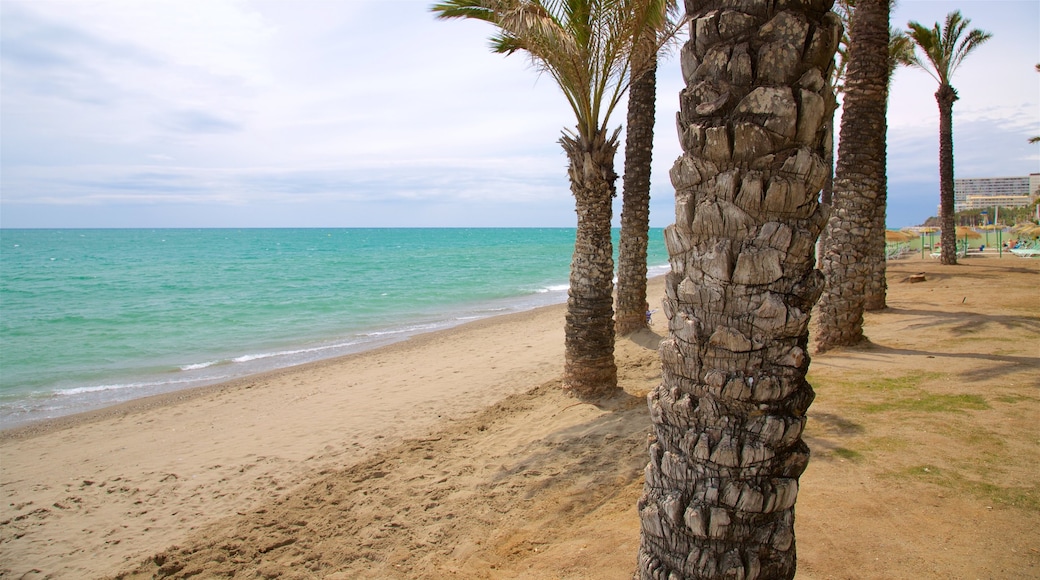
[[0, 290, 580, 440], [0, 290, 572, 432], [1, 247, 671, 432]]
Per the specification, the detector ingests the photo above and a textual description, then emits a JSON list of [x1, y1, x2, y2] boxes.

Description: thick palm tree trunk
[[617, 56, 658, 336], [637, 2, 839, 578], [936, 84, 959, 265], [561, 128, 620, 398], [815, 0, 890, 351]]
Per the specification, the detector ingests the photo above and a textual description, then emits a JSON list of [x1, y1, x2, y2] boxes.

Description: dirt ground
[[98, 255, 1039, 580]]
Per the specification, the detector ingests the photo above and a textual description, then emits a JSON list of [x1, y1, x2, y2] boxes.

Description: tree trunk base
[[562, 357, 620, 399], [615, 313, 649, 336], [863, 298, 887, 311]]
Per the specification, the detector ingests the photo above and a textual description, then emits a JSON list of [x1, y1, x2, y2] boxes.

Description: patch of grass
[[808, 371, 947, 393], [993, 394, 1039, 405], [832, 447, 862, 461], [861, 393, 989, 414], [860, 373, 947, 392], [892, 465, 1040, 512], [864, 436, 909, 452]]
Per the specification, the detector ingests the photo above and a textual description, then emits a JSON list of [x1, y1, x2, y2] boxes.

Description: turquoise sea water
[[1, 228, 669, 428]]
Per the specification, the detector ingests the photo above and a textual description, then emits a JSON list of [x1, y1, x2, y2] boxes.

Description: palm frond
[[432, 0, 675, 142], [949, 27, 992, 76], [888, 27, 913, 79], [904, 10, 991, 87]]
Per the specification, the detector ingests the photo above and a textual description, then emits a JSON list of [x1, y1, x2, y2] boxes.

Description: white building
[[953, 174, 1039, 212]]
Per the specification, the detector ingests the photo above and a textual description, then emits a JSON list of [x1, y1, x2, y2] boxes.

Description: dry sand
[[1, 255, 1038, 579]]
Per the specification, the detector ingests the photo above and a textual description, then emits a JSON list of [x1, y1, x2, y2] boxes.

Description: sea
[[1, 228, 670, 429]]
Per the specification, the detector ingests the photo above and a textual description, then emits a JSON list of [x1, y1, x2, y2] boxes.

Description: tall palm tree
[[615, 2, 682, 336], [636, 1, 840, 578], [859, 24, 913, 312], [815, 0, 892, 352], [904, 11, 992, 265], [432, 0, 669, 397], [819, 1, 911, 321]]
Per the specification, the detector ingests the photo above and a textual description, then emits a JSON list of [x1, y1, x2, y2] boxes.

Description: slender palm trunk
[[936, 84, 959, 265], [617, 56, 658, 336], [637, 2, 839, 578], [815, 0, 890, 351], [561, 128, 621, 398]]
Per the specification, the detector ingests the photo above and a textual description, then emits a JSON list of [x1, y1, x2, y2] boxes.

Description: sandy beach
[[2, 255, 1038, 579]]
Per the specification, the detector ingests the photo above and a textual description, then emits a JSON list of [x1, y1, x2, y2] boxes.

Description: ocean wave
[[231, 339, 362, 364], [55, 377, 196, 397], [535, 284, 570, 294], [180, 360, 223, 371], [361, 322, 444, 337]]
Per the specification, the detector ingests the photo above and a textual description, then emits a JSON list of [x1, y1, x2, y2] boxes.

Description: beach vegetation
[[901, 11, 992, 265], [806, 370, 946, 393], [892, 464, 1040, 512], [860, 392, 989, 414], [832, 446, 863, 461], [432, 0, 676, 397], [636, 1, 841, 578]]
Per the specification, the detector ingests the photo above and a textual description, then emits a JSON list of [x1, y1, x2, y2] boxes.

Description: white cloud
[[1, 0, 1037, 228]]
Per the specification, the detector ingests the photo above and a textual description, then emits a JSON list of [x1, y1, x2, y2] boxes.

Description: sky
[[1, 0, 1038, 229]]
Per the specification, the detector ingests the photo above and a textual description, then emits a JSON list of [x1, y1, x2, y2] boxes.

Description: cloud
[[1, 0, 1037, 229], [160, 110, 243, 134]]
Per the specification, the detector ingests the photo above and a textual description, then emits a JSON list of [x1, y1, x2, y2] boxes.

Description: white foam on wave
[[648, 263, 671, 277], [361, 321, 444, 337], [180, 360, 222, 371], [231, 339, 362, 364], [55, 377, 197, 397], [535, 283, 570, 294]]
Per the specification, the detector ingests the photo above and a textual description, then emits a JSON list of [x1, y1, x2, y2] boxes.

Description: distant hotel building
[[953, 173, 1040, 212]]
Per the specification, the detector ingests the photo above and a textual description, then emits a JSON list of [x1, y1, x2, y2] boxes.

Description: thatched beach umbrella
[[885, 230, 917, 243], [954, 226, 982, 240], [1011, 224, 1040, 237]]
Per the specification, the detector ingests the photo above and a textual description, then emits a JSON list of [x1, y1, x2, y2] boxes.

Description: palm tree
[[636, 1, 841, 578], [860, 25, 915, 312], [904, 11, 992, 265], [432, 0, 669, 397], [819, 1, 912, 325], [815, 0, 892, 352], [615, 2, 682, 336]]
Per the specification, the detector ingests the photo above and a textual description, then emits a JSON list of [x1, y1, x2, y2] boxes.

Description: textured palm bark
[[617, 57, 658, 336], [637, 2, 839, 578], [815, 0, 890, 351], [862, 194, 888, 310], [561, 128, 621, 398], [936, 84, 959, 265], [815, 116, 834, 270]]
